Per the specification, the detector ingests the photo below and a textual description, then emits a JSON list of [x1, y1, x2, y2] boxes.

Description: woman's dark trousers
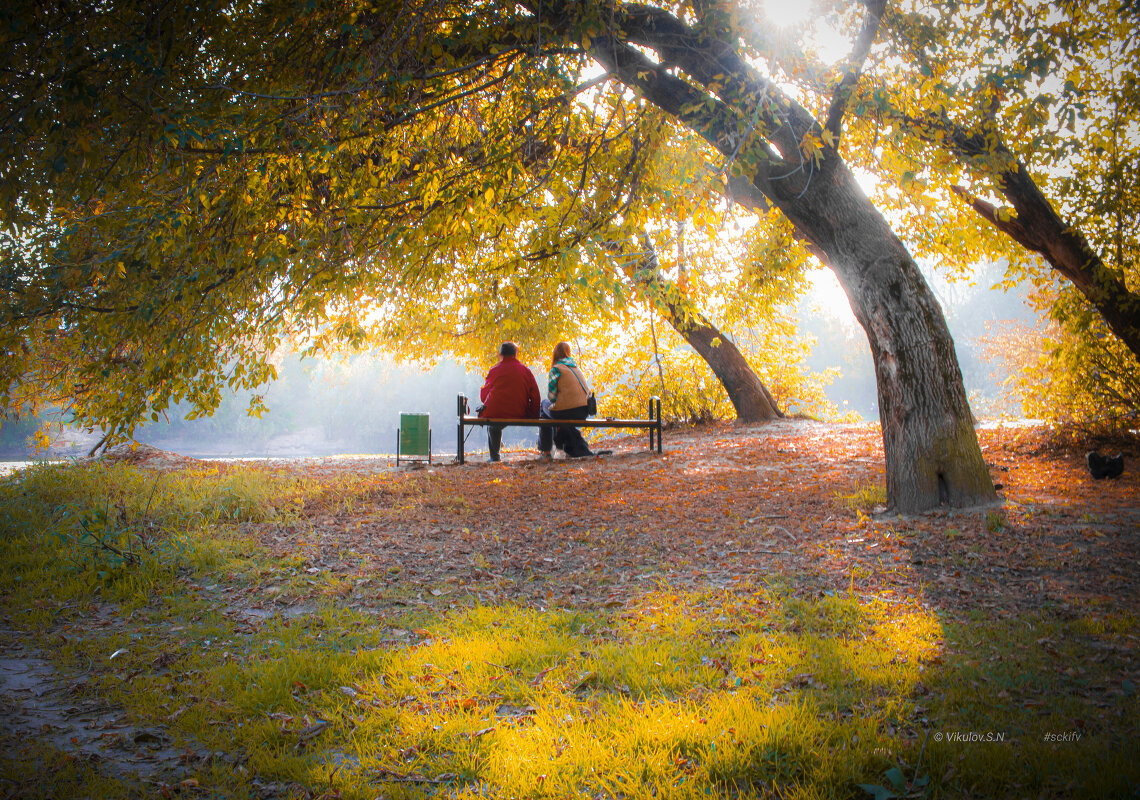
[[539, 405, 591, 457]]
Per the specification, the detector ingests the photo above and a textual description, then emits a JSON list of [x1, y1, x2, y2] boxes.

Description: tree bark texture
[[539, 1, 996, 512], [675, 317, 783, 422], [621, 239, 783, 422]]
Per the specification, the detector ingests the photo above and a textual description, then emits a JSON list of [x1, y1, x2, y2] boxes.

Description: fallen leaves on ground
[[237, 420, 1140, 620]]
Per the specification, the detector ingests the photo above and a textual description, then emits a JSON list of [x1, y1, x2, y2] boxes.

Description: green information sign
[[397, 413, 431, 465]]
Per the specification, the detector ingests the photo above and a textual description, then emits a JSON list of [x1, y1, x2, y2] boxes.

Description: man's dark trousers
[[487, 426, 504, 461]]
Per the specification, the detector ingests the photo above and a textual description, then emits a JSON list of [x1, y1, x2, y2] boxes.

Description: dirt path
[[0, 626, 197, 789]]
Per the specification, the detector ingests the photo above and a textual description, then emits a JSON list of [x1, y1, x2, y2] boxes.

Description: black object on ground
[[1087, 451, 1125, 480]]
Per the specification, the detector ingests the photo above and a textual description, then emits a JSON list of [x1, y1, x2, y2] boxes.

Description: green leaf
[[856, 784, 897, 800], [884, 767, 906, 790]]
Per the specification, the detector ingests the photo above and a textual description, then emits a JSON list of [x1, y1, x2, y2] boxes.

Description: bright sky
[[761, 0, 815, 28], [761, 0, 855, 66], [806, 267, 856, 322]]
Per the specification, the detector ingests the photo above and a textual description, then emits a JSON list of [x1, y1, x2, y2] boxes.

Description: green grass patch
[[838, 482, 887, 513], [0, 461, 296, 614]]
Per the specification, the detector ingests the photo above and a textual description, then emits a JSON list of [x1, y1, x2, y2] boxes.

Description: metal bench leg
[[656, 397, 662, 453], [457, 394, 466, 464], [648, 397, 655, 452]]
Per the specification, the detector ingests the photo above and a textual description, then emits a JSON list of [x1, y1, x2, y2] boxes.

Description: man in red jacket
[[478, 342, 541, 462]]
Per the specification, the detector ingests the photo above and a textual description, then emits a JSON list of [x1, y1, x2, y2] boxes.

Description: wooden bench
[[456, 393, 662, 464]]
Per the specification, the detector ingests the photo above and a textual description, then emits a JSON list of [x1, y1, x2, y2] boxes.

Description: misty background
[[1, 261, 1038, 460]]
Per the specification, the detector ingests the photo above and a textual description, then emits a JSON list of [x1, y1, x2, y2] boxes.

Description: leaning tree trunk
[[620, 237, 783, 422], [778, 161, 995, 512], [727, 162, 992, 510], [668, 312, 783, 421], [553, 0, 997, 513], [946, 130, 1140, 360]]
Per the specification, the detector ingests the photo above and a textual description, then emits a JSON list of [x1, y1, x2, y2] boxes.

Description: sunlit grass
[[837, 482, 887, 513], [0, 462, 293, 615]]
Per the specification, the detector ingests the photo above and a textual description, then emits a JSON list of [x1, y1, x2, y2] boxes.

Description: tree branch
[[824, 0, 886, 142], [949, 184, 1034, 250]]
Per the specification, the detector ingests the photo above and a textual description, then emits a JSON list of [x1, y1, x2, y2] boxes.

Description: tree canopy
[[1, 0, 656, 425], [8, 0, 1133, 509], [817, 0, 1140, 431]]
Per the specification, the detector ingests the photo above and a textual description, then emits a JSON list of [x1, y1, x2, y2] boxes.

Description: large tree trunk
[[780, 162, 994, 512], [727, 144, 995, 510], [540, 1, 997, 513], [619, 237, 783, 422]]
